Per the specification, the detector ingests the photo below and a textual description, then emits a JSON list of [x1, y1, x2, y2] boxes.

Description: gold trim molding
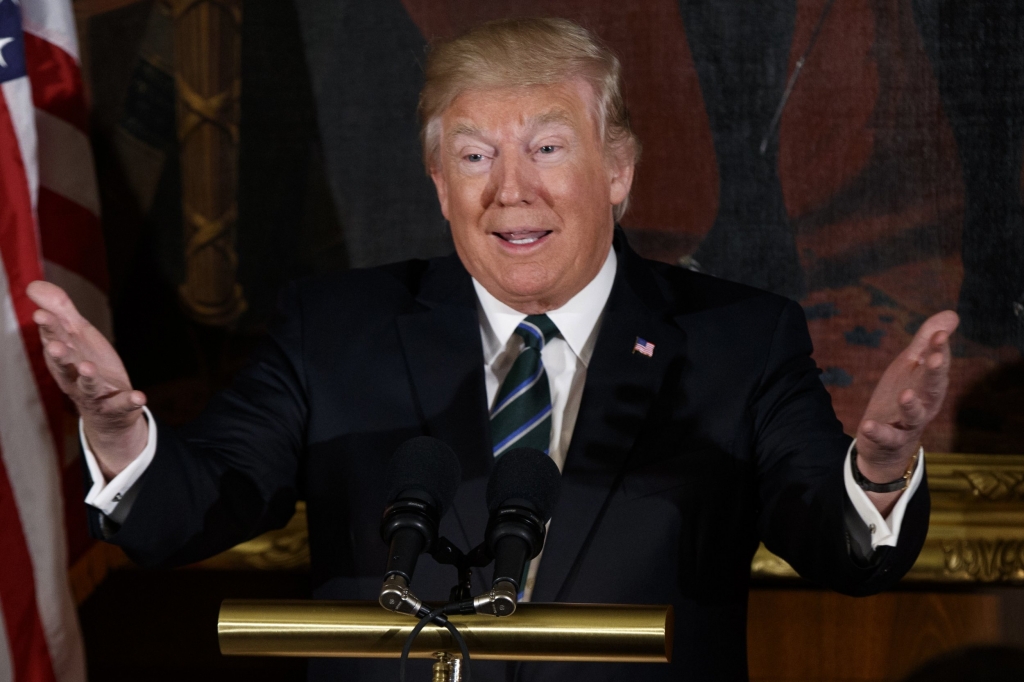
[[751, 452, 1024, 582], [196, 453, 1024, 583], [171, 0, 247, 326], [197, 503, 310, 571]]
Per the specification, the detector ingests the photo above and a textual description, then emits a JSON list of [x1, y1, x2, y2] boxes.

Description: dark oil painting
[[86, 0, 1024, 454]]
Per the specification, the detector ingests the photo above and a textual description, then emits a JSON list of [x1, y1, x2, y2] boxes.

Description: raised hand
[[855, 310, 959, 496], [27, 281, 148, 480]]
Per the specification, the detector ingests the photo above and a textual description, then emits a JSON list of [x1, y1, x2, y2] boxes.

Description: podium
[[219, 600, 673, 680]]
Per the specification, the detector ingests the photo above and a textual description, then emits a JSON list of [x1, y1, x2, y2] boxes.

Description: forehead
[[441, 80, 600, 140]]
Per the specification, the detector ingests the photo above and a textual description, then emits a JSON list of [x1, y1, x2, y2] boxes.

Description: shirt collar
[[473, 246, 618, 366]]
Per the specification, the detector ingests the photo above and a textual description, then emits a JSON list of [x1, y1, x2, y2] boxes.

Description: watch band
[[851, 443, 920, 493]]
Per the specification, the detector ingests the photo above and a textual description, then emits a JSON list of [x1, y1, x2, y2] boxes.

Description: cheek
[[563, 169, 613, 226], [545, 165, 597, 209], [445, 184, 491, 259], [448, 175, 490, 217]]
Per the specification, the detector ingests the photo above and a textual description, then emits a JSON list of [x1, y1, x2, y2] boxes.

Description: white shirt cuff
[[82, 406, 157, 517], [843, 439, 925, 549]]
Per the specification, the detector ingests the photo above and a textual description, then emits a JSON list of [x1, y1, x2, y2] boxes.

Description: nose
[[493, 152, 536, 207]]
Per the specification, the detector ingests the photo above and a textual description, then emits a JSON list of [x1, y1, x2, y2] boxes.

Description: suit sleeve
[[751, 299, 929, 596], [86, 282, 310, 568]]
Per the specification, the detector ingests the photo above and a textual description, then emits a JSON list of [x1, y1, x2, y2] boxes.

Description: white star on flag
[[0, 36, 14, 67]]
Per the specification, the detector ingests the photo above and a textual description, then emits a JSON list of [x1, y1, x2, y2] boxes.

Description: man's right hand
[[27, 281, 148, 481]]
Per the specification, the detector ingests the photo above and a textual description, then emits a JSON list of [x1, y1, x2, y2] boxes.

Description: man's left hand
[[855, 310, 959, 503]]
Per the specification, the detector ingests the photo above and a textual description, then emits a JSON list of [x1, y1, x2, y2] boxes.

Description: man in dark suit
[[29, 17, 958, 681]]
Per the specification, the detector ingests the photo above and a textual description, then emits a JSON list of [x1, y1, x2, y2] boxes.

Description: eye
[[538, 145, 558, 154], [465, 153, 485, 162]]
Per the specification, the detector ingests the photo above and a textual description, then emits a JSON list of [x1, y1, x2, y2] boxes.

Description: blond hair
[[418, 17, 641, 221]]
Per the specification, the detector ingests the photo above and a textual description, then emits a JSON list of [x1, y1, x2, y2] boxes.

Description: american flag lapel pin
[[632, 337, 655, 357]]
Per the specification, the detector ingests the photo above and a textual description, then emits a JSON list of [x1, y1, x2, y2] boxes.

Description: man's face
[[430, 80, 634, 314]]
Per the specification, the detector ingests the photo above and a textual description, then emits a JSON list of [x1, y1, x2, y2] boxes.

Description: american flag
[[633, 337, 655, 357], [1, 0, 109, 680]]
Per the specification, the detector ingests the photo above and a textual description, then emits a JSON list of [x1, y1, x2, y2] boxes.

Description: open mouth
[[494, 230, 552, 246]]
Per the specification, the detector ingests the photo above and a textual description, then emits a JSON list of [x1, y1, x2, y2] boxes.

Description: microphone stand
[[380, 535, 516, 618], [378, 536, 515, 681], [431, 537, 491, 604], [431, 652, 462, 682], [432, 538, 518, 617]]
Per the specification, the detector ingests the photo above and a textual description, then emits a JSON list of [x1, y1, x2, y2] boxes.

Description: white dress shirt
[[473, 247, 619, 599], [83, 245, 921, 589], [83, 406, 156, 517], [473, 248, 618, 473]]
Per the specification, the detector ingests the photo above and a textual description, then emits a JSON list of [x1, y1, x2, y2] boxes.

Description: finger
[[923, 329, 949, 361], [897, 389, 927, 429], [926, 350, 947, 371], [907, 310, 959, 358], [860, 419, 913, 453], [916, 339, 952, 405], [930, 329, 953, 361], [76, 363, 145, 406], [33, 309, 69, 343], [923, 349, 948, 385], [929, 329, 950, 350], [78, 380, 146, 417], [76, 362, 100, 399], [26, 280, 60, 308], [77, 362, 121, 402], [41, 341, 87, 396], [95, 390, 145, 415], [26, 280, 87, 331], [44, 340, 82, 379]]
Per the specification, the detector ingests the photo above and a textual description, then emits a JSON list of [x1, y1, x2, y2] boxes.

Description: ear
[[430, 165, 451, 221], [607, 152, 635, 208]]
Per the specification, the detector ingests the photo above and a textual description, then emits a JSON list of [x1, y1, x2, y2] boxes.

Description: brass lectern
[[219, 600, 673, 681]]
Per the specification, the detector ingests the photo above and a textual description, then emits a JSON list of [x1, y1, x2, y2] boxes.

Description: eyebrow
[[444, 109, 577, 145], [527, 110, 575, 131], [447, 122, 482, 140]]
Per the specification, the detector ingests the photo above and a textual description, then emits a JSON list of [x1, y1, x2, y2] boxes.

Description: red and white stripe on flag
[[1, 0, 110, 680]]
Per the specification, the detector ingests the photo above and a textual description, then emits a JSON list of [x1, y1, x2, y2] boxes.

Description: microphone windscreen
[[385, 436, 462, 514], [486, 448, 561, 519]]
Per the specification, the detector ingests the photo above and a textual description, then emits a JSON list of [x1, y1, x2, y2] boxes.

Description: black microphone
[[477, 447, 561, 615], [378, 436, 461, 615]]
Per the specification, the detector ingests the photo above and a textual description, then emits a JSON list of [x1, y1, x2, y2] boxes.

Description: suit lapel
[[395, 255, 493, 554], [533, 236, 688, 602]]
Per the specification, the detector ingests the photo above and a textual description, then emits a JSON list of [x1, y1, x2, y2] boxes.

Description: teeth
[[509, 237, 539, 245]]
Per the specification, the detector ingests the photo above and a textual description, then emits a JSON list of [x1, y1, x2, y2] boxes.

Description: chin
[[499, 266, 556, 297]]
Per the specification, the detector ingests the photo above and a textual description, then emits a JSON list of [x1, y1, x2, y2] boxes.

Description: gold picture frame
[[196, 452, 1024, 583]]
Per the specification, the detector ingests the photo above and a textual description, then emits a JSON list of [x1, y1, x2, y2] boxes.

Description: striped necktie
[[490, 314, 560, 457]]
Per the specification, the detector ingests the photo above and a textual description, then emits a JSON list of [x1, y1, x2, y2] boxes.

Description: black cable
[[398, 606, 471, 682]]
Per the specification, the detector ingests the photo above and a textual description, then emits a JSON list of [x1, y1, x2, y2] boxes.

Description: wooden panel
[[748, 589, 1004, 682]]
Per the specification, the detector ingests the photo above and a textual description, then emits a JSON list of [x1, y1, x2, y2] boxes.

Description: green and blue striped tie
[[490, 314, 560, 458]]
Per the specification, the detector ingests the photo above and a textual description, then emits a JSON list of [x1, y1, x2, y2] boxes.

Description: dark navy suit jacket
[[91, 232, 929, 681]]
